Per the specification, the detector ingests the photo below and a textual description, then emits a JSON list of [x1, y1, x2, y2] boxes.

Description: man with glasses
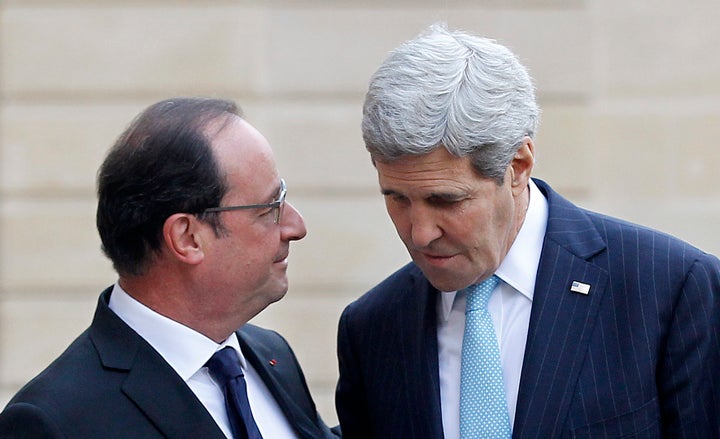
[[0, 97, 339, 439]]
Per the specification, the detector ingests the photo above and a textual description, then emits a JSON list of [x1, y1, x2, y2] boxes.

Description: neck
[[508, 183, 531, 251], [118, 276, 244, 344]]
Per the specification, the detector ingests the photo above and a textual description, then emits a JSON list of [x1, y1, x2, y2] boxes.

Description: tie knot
[[465, 275, 500, 311], [205, 347, 244, 385]]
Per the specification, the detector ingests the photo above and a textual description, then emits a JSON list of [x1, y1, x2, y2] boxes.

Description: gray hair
[[362, 24, 540, 183]]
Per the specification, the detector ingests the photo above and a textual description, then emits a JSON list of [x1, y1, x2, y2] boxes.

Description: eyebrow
[[271, 180, 284, 200], [256, 180, 283, 203], [381, 188, 469, 201]]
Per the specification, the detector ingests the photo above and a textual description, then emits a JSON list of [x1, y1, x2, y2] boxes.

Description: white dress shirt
[[437, 179, 548, 439], [108, 284, 298, 439]]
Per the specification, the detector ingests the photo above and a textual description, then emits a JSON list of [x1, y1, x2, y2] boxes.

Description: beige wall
[[1, 0, 719, 425]]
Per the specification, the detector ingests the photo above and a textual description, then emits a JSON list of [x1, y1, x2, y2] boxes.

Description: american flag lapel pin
[[570, 281, 591, 295]]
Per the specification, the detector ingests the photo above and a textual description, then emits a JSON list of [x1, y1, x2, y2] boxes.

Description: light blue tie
[[460, 275, 512, 439]]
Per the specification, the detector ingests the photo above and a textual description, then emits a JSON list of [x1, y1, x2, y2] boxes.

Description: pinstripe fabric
[[337, 266, 444, 439], [336, 179, 720, 439]]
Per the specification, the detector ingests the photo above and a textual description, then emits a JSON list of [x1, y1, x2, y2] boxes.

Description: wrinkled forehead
[[374, 148, 479, 191]]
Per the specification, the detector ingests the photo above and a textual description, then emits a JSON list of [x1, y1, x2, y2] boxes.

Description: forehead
[[208, 115, 273, 160], [207, 115, 278, 195], [374, 148, 479, 192]]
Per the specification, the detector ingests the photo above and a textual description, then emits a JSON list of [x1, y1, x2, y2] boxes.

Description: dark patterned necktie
[[206, 347, 264, 439]]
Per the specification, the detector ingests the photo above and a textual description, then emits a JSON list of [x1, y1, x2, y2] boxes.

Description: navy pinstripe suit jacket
[[336, 179, 720, 438]]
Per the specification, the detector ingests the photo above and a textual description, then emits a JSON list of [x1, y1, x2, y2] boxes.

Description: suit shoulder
[[539, 178, 717, 263], [581, 209, 720, 291], [237, 324, 298, 365], [342, 262, 429, 318], [585, 209, 715, 259], [239, 324, 287, 347], [2, 330, 101, 415], [0, 402, 66, 438]]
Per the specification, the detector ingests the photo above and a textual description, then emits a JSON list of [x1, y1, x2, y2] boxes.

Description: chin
[[420, 269, 465, 292], [268, 285, 289, 303]]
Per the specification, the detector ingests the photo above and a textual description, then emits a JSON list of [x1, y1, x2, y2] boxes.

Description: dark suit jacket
[[0, 288, 338, 439], [336, 179, 720, 439]]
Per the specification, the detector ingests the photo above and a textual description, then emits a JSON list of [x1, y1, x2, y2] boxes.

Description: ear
[[510, 136, 535, 196], [162, 213, 205, 265]]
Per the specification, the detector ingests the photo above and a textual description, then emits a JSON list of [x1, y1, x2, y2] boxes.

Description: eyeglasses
[[203, 179, 286, 224]]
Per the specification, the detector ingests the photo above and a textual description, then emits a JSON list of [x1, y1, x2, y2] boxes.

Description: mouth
[[274, 252, 289, 264], [418, 251, 455, 266]]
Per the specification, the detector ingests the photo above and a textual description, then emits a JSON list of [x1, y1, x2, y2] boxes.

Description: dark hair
[[96, 97, 240, 276]]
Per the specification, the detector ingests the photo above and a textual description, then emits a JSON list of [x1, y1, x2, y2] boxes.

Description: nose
[[409, 205, 442, 248], [281, 201, 307, 241]]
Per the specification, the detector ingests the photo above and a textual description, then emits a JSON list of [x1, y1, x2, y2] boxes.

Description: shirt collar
[[439, 178, 548, 320], [108, 283, 246, 380]]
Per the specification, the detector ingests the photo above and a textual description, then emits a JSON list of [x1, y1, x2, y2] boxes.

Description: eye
[[385, 193, 409, 205], [428, 197, 450, 206], [427, 195, 464, 208], [260, 202, 280, 217], [393, 194, 408, 202]]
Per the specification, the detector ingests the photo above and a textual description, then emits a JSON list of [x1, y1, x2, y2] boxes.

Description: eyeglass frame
[[201, 179, 286, 224]]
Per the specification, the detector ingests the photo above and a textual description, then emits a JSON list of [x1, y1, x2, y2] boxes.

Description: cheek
[[487, 193, 517, 250], [225, 228, 277, 262], [454, 204, 505, 250], [498, 189, 517, 223], [385, 203, 409, 235]]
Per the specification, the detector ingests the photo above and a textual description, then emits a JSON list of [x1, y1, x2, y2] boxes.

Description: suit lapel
[[122, 346, 226, 439], [513, 180, 609, 438], [237, 329, 325, 439], [90, 289, 225, 439], [396, 266, 445, 438]]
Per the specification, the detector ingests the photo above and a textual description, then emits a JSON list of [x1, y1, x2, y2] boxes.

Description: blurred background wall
[[1, 0, 719, 425]]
